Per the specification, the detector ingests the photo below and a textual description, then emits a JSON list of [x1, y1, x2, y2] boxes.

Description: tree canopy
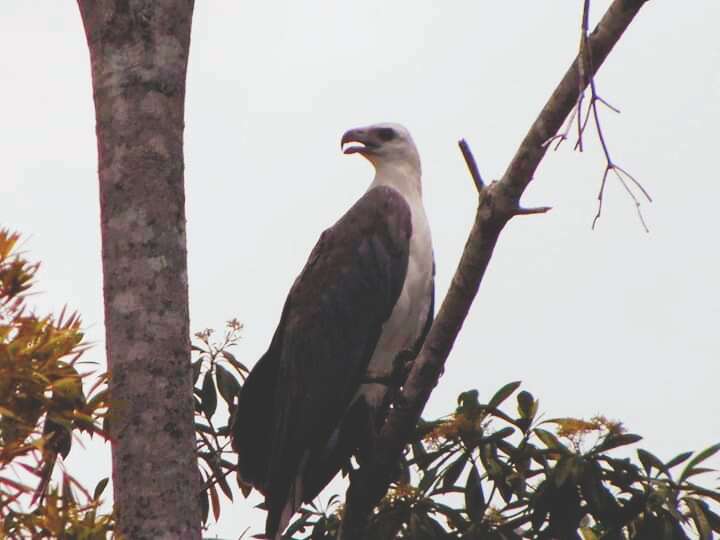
[[0, 230, 111, 538]]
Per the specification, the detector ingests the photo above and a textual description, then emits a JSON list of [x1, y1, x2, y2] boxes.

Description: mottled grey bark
[[76, 2, 200, 539], [340, 0, 651, 537]]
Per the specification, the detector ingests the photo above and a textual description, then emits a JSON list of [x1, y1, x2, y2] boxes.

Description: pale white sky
[[2, 1, 719, 538]]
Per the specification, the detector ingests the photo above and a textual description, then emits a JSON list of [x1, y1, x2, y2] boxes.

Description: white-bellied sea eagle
[[232, 123, 434, 539]]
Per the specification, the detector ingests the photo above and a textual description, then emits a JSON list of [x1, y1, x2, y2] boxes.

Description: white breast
[[360, 186, 434, 409]]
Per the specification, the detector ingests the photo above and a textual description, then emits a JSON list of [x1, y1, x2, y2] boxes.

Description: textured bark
[[340, 0, 650, 537], [76, 2, 200, 539]]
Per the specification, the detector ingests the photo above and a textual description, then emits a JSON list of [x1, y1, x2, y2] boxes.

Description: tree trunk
[[340, 0, 650, 537], [77, 2, 200, 538]]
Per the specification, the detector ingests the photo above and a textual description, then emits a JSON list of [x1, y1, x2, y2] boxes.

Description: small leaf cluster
[[0, 229, 112, 538], [286, 382, 720, 539], [191, 320, 250, 526], [3, 478, 112, 539]]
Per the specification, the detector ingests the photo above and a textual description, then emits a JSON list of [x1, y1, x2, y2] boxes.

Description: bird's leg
[[356, 350, 417, 466], [354, 405, 379, 467]]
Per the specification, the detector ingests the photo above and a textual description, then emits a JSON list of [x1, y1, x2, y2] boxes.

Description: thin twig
[[199, 463, 234, 493], [614, 168, 650, 233], [545, 0, 650, 231], [588, 76, 651, 232], [570, 1, 651, 231], [591, 168, 609, 229], [543, 0, 592, 153], [597, 96, 621, 113], [573, 99, 594, 151], [458, 139, 485, 192], [543, 103, 580, 150], [615, 164, 652, 203]]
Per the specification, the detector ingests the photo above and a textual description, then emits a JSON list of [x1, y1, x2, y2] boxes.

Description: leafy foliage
[[206, 324, 720, 540], [280, 382, 720, 539], [0, 229, 112, 538], [191, 321, 249, 527], [7, 249, 712, 540], [8, 238, 709, 539]]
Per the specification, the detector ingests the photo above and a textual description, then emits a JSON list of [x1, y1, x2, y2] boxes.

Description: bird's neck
[[369, 161, 423, 200]]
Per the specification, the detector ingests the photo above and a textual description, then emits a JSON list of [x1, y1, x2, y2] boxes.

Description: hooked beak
[[340, 128, 379, 155]]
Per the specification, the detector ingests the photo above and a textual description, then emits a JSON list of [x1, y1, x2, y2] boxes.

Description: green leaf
[[411, 440, 428, 462], [199, 478, 209, 524], [457, 389, 480, 416], [464, 464, 485, 522], [681, 467, 715, 480], [487, 381, 521, 410], [681, 443, 720, 482], [702, 505, 720, 533], [93, 477, 109, 500], [594, 433, 642, 453], [485, 426, 515, 443], [194, 421, 213, 434], [419, 513, 448, 538], [221, 350, 250, 375], [310, 516, 327, 540], [409, 512, 445, 540], [479, 442, 504, 481], [52, 375, 85, 403], [442, 453, 468, 490], [534, 428, 569, 453], [201, 370, 217, 418], [191, 359, 202, 385], [637, 448, 667, 476], [685, 498, 712, 540], [516, 390, 536, 420], [215, 363, 241, 407], [200, 452, 233, 502], [580, 463, 620, 523], [236, 473, 252, 498], [531, 480, 550, 531], [431, 502, 467, 531], [554, 456, 574, 487], [284, 511, 312, 537], [685, 482, 720, 505], [418, 465, 438, 494], [209, 482, 220, 521], [665, 450, 693, 470]]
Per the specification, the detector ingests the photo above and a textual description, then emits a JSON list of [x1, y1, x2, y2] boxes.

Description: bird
[[231, 123, 434, 539]]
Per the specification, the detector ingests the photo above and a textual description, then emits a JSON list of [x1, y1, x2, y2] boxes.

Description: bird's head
[[341, 123, 421, 173]]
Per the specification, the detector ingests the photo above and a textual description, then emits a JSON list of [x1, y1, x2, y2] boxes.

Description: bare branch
[[597, 95, 621, 113], [615, 164, 652, 203], [575, 2, 652, 231], [340, 1, 652, 537], [587, 76, 652, 231], [613, 167, 650, 233], [550, 0, 651, 231], [458, 139, 485, 192], [461, 141, 551, 216], [514, 206, 553, 216]]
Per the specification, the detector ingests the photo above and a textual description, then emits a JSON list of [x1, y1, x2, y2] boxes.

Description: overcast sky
[[2, 1, 719, 538]]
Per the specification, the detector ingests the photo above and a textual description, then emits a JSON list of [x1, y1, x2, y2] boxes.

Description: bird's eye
[[376, 127, 396, 142]]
